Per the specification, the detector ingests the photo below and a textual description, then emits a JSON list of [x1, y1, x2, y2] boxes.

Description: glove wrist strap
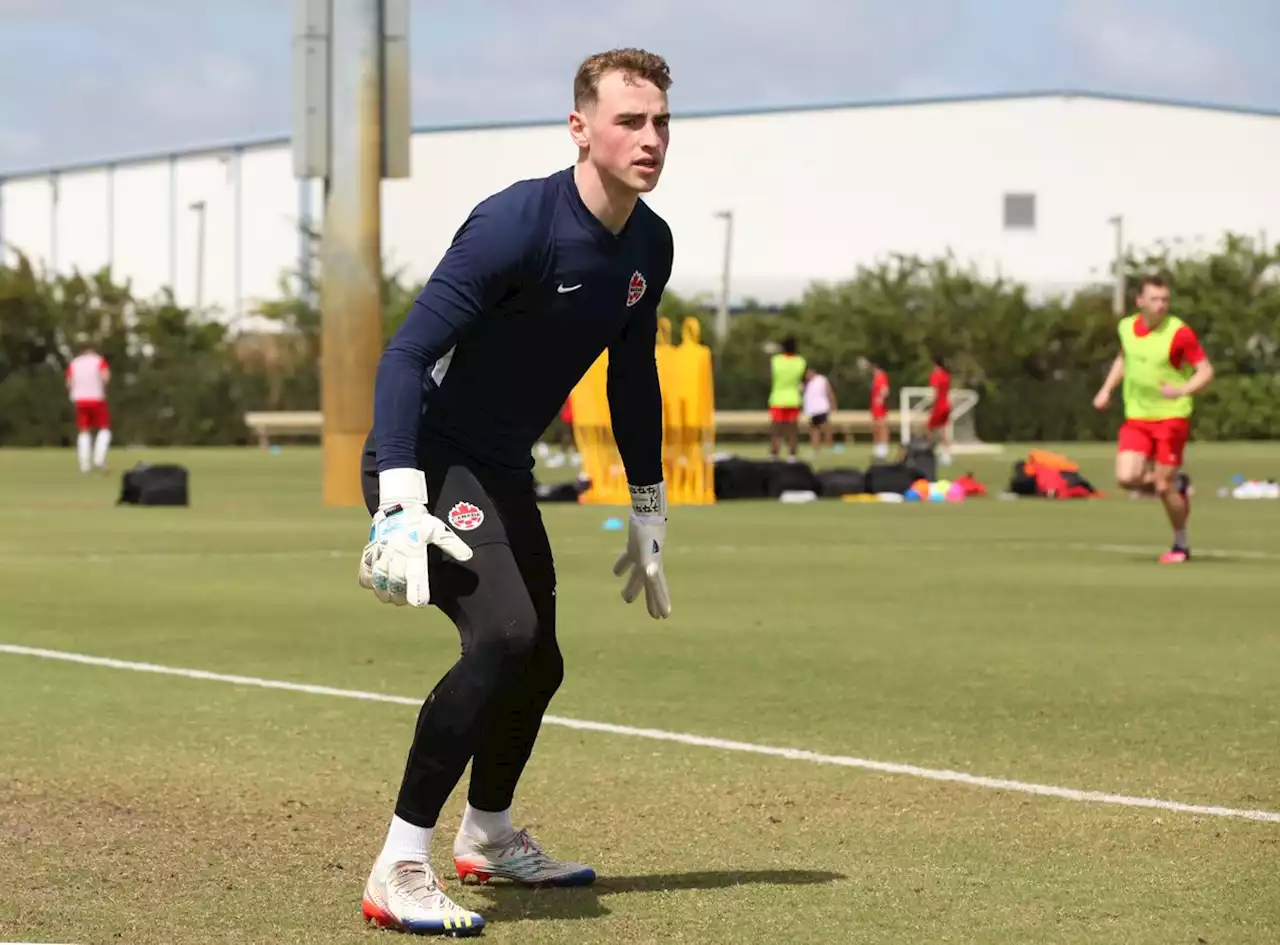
[[629, 481, 666, 518], [379, 468, 428, 508]]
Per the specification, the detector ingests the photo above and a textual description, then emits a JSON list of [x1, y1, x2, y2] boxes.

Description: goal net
[[897, 387, 1002, 455]]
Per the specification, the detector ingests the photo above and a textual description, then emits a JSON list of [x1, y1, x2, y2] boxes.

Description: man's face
[[1137, 284, 1171, 322], [572, 70, 670, 193]]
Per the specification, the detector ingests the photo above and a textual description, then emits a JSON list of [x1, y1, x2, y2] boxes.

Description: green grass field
[[2, 442, 1279, 944]]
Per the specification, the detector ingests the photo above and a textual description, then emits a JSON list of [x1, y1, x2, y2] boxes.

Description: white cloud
[[892, 74, 976, 101], [0, 0, 1273, 172], [403, 0, 965, 124], [130, 53, 272, 135], [1061, 0, 1251, 100], [0, 128, 42, 163]]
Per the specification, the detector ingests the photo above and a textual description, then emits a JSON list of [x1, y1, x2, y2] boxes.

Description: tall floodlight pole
[[293, 0, 410, 507], [714, 210, 734, 345], [49, 174, 60, 274], [1108, 214, 1125, 317], [189, 200, 207, 313]]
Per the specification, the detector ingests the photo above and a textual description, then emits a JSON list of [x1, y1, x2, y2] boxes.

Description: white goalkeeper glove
[[358, 468, 473, 607], [613, 481, 671, 619]]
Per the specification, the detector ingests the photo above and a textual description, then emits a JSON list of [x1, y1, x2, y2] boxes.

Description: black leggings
[[362, 437, 565, 826]]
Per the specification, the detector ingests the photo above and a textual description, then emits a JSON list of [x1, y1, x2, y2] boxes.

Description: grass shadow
[[468, 868, 846, 923]]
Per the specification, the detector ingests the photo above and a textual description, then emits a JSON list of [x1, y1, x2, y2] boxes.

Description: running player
[[1093, 274, 1214, 563]]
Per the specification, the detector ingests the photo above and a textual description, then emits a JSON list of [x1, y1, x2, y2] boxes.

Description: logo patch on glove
[[447, 501, 484, 531]]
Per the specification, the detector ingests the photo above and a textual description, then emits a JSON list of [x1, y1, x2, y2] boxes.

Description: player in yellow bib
[[1092, 274, 1215, 563], [768, 336, 807, 460]]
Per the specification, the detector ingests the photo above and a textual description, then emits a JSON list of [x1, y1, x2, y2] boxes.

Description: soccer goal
[[897, 387, 1003, 455]]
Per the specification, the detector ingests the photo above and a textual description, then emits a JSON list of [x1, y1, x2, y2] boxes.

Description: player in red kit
[[868, 362, 891, 460], [66, 344, 112, 474], [1093, 275, 1214, 563], [926, 354, 951, 467]]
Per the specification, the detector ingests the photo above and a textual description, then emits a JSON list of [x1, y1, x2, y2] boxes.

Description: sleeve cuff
[[628, 481, 666, 518], [379, 468, 428, 507]]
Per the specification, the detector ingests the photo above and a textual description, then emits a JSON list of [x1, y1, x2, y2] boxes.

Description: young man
[[356, 48, 675, 936], [1093, 274, 1214, 563], [65, 343, 112, 473], [926, 354, 951, 467], [767, 337, 806, 461], [868, 361, 890, 460], [801, 366, 837, 454]]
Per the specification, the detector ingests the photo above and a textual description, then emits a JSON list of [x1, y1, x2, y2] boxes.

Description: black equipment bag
[[764, 460, 821, 498], [713, 457, 822, 500], [534, 479, 590, 503], [1009, 461, 1039, 496], [816, 467, 866, 497], [713, 457, 775, 500], [117, 463, 190, 507], [903, 438, 938, 482], [864, 463, 929, 495]]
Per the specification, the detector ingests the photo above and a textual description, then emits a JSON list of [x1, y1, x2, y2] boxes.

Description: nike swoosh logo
[[557, 283, 582, 293]]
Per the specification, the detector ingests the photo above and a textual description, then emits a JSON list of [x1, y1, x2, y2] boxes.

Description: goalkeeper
[[355, 47, 675, 937]]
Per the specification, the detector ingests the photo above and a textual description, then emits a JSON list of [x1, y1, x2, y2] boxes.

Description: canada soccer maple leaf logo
[[626, 270, 647, 308], [447, 501, 484, 531]]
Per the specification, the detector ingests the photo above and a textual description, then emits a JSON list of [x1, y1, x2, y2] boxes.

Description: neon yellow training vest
[[769, 354, 807, 408], [1118, 314, 1195, 420]]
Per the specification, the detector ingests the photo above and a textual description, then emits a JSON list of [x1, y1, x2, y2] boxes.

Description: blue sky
[[1, 0, 1278, 173]]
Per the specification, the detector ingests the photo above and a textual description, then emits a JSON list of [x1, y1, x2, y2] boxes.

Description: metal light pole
[[49, 174, 60, 273], [714, 209, 734, 345], [1108, 214, 1125, 317], [106, 165, 115, 271], [189, 200, 207, 314]]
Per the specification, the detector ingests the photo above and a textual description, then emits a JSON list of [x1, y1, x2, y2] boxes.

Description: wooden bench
[[243, 409, 902, 447], [714, 409, 903, 440], [244, 410, 323, 447]]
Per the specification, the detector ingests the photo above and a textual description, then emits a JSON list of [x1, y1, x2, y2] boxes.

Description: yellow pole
[[319, 0, 384, 507]]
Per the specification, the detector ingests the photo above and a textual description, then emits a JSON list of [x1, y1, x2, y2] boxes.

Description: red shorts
[[1118, 418, 1190, 468], [74, 400, 110, 431], [770, 406, 800, 424], [870, 406, 888, 421], [927, 406, 950, 430]]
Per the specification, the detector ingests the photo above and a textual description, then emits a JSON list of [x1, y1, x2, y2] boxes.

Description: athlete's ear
[[568, 109, 590, 149]]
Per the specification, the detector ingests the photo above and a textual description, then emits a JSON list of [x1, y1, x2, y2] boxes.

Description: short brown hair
[[573, 48, 672, 111], [1138, 273, 1169, 292]]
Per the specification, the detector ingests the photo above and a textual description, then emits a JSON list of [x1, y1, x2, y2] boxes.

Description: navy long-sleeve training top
[[372, 166, 672, 487]]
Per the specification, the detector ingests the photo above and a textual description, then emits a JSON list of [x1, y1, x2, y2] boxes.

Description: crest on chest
[[626, 270, 647, 308]]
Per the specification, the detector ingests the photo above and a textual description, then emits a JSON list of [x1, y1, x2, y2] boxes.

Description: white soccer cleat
[[454, 828, 597, 887], [362, 859, 485, 937]]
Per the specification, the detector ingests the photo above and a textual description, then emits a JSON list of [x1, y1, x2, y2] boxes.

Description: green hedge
[[1, 232, 1277, 446]]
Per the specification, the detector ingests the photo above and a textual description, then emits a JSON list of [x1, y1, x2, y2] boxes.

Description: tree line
[[1, 232, 1277, 447]]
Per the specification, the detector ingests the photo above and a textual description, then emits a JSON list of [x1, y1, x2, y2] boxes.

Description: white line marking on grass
[[2, 643, 1277, 825]]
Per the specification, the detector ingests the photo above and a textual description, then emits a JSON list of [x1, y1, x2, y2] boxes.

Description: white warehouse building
[[0, 90, 1277, 326]]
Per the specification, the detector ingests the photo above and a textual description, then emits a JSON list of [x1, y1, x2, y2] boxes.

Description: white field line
[[1, 643, 1277, 825]]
